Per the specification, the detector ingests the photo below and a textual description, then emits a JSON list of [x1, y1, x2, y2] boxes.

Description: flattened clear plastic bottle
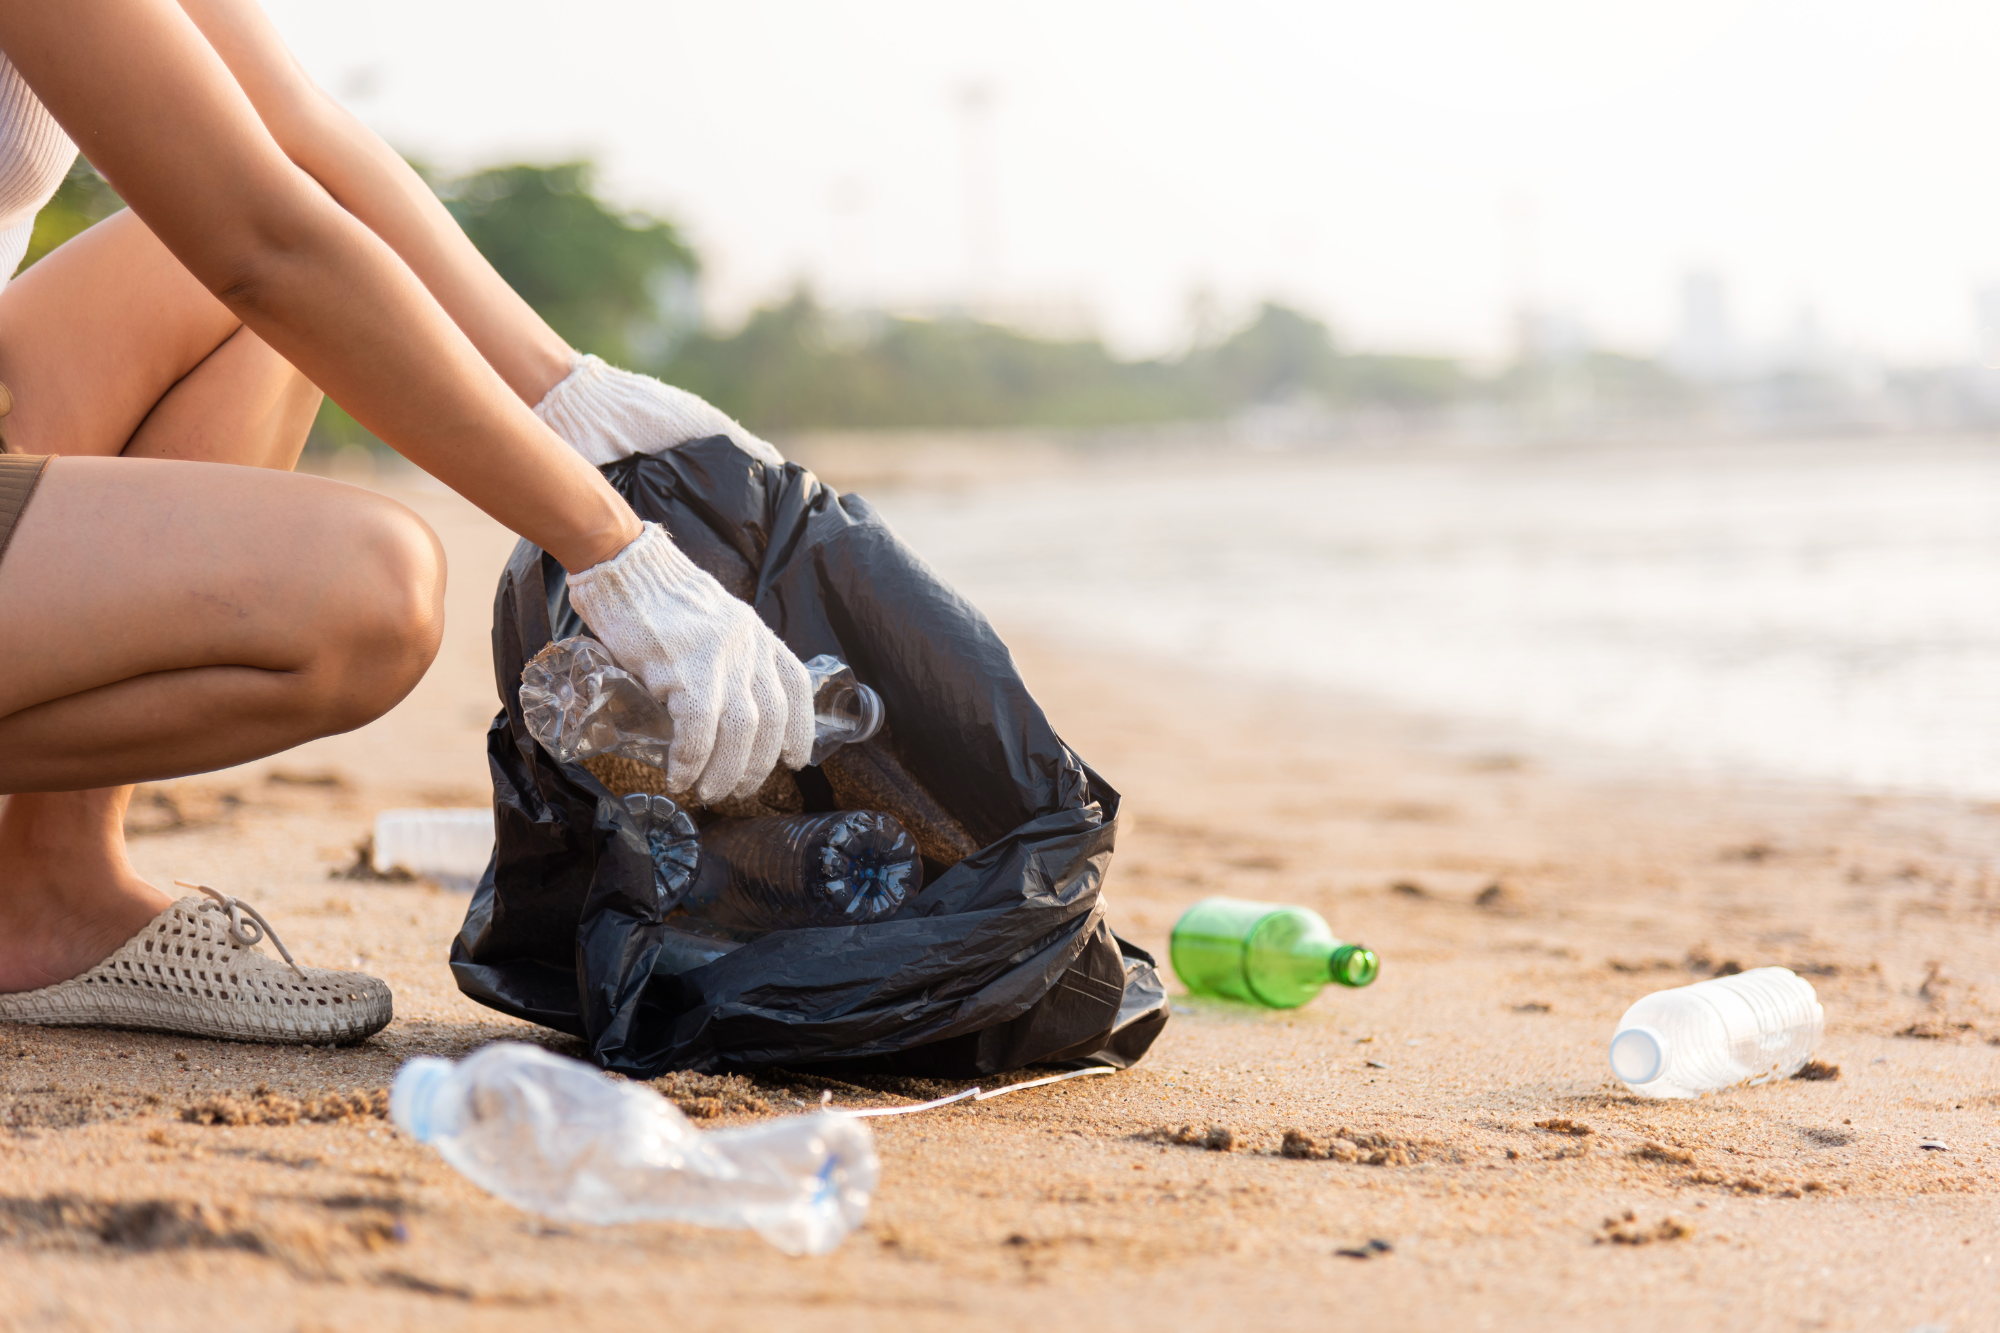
[[1607, 967, 1824, 1099], [390, 1043, 878, 1255]]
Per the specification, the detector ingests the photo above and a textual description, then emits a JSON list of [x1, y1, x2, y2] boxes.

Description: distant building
[[1514, 305, 1588, 366], [1667, 269, 1737, 383]]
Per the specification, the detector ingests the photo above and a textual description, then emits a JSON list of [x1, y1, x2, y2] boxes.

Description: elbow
[[185, 179, 343, 317], [200, 229, 302, 315]]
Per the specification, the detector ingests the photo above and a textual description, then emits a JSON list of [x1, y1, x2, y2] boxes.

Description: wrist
[[517, 342, 582, 409], [553, 503, 644, 576], [566, 521, 705, 601]]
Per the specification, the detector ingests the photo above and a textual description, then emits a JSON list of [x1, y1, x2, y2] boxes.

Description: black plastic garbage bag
[[450, 437, 1168, 1078]]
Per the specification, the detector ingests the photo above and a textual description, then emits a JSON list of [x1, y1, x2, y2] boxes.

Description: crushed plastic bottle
[[682, 810, 922, 933], [1608, 967, 1824, 1099], [519, 635, 885, 773], [1169, 897, 1378, 1009], [390, 1042, 878, 1255]]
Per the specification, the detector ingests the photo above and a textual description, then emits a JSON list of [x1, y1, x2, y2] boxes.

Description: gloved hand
[[534, 353, 785, 469], [565, 523, 813, 803]]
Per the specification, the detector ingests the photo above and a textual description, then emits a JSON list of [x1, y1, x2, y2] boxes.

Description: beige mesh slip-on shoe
[[0, 882, 392, 1045]]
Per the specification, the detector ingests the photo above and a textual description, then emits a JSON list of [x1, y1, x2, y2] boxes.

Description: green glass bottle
[[1170, 897, 1379, 1009]]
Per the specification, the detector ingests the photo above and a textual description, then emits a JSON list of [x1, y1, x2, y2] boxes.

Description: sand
[[3, 470, 1997, 1332]]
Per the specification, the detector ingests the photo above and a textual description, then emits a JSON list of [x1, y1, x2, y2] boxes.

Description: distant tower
[[825, 175, 873, 307], [955, 79, 1000, 311], [1669, 269, 1736, 383]]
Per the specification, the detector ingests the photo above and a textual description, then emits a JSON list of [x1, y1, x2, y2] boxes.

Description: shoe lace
[[176, 881, 309, 981]]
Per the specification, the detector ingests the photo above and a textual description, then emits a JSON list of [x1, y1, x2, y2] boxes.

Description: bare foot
[[0, 788, 173, 991]]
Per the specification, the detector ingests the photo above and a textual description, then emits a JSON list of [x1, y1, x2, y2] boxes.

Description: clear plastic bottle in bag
[[390, 1042, 877, 1255], [682, 810, 923, 932], [519, 635, 884, 772], [1607, 966, 1824, 1099], [618, 792, 701, 906]]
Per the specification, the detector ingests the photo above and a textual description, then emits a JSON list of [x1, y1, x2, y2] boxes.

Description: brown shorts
[[0, 452, 50, 572]]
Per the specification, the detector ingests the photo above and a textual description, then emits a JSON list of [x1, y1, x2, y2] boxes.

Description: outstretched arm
[[175, 0, 575, 406], [0, 0, 811, 800], [0, 0, 633, 574], [176, 0, 788, 471]]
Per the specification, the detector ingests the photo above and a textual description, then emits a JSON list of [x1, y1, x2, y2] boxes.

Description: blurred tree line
[[422, 161, 1484, 430], [18, 156, 1687, 435]]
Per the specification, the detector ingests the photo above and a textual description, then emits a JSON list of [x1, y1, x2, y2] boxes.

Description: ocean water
[[867, 435, 2000, 799]]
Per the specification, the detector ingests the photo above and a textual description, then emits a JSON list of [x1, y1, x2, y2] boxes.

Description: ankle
[[0, 789, 172, 990]]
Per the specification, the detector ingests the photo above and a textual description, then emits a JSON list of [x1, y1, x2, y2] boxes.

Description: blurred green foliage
[[442, 161, 1501, 431], [661, 291, 1205, 431], [19, 156, 1687, 437], [659, 295, 1481, 432], [433, 161, 698, 371], [18, 158, 124, 272]]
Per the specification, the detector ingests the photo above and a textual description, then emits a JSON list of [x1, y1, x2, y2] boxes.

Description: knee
[[311, 499, 446, 730]]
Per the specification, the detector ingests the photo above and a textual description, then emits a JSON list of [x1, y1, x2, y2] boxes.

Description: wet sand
[[3, 475, 1997, 1332]]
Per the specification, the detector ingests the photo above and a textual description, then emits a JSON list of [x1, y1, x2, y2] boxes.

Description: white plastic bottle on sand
[[372, 808, 494, 889], [1607, 966, 1824, 1099], [390, 1043, 877, 1254]]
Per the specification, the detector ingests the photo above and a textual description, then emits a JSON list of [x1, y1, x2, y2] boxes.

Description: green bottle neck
[[1326, 943, 1380, 988]]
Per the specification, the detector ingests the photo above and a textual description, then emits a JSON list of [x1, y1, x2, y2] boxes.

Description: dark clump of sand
[[1594, 1211, 1693, 1246], [180, 1085, 390, 1127], [0, 1195, 272, 1253], [647, 1071, 773, 1119]]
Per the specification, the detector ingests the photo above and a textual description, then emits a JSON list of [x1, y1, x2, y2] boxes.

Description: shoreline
[[4, 477, 1995, 1330]]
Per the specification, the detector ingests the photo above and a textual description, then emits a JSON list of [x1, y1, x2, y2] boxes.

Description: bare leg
[[126, 322, 324, 468], [0, 210, 241, 454], [0, 789, 162, 991], [0, 212, 395, 992], [0, 458, 443, 988]]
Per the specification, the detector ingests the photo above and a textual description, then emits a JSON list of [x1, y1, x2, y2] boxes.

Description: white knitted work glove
[[534, 353, 785, 469], [565, 523, 814, 803]]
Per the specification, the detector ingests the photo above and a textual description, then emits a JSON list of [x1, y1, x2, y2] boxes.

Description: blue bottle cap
[[389, 1057, 456, 1142]]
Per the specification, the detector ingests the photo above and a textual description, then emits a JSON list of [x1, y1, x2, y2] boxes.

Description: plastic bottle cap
[[390, 1056, 456, 1142], [1609, 1025, 1669, 1085]]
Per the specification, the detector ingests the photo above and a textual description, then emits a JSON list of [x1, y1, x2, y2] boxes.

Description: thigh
[[125, 323, 324, 469], [0, 455, 443, 719], [0, 209, 239, 457]]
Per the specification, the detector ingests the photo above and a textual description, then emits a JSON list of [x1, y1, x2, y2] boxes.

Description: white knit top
[[0, 52, 77, 285]]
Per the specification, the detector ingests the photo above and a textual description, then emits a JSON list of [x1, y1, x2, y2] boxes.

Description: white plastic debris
[[373, 808, 494, 889]]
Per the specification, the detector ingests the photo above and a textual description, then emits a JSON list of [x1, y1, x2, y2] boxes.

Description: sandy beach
[[3, 460, 1997, 1332]]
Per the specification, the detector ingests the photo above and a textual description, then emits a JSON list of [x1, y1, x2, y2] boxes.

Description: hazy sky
[[263, 0, 2000, 362]]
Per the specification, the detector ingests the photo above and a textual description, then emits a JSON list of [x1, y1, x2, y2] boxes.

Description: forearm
[[225, 187, 634, 571], [285, 103, 574, 404], [176, 0, 573, 405]]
